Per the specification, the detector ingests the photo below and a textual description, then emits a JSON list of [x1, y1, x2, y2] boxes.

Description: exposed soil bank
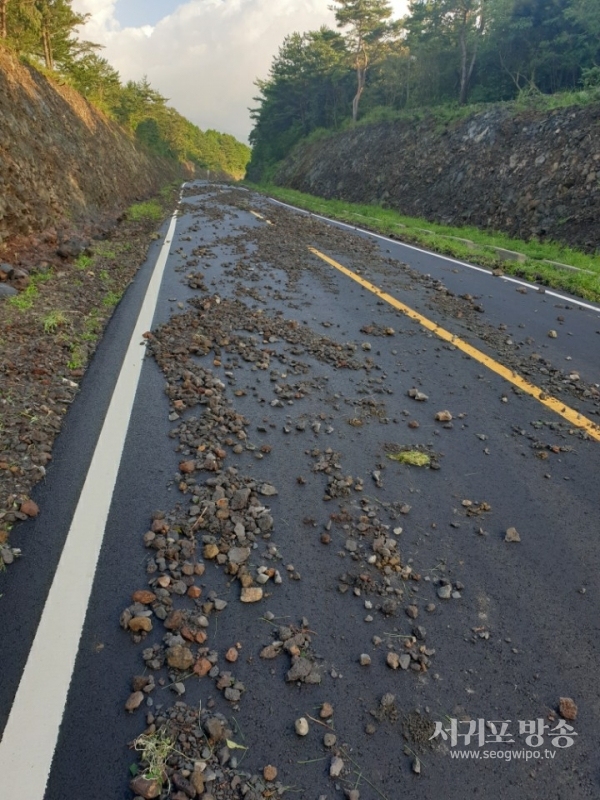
[[0, 45, 180, 257]]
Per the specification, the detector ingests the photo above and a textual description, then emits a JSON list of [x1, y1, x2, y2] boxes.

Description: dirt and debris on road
[[113, 184, 598, 799], [2, 182, 599, 800]]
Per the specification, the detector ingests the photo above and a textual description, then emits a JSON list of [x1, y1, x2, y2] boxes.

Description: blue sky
[[114, 0, 181, 29]]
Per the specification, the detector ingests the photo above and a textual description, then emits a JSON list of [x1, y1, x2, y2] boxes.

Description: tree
[[455, 0, 486, 104], [67, 52, 122, 112], [5, 0, 42, 54], [404, 0, 486, 105], [566, 0, 600, 67], [1, 0, 9, 38], [35, 0, 89, 70], [248, 27, 352, 179], [330, 0, 396, 121]]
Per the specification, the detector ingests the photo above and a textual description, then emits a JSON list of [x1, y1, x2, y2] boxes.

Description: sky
[[72, 0, 409, 143]]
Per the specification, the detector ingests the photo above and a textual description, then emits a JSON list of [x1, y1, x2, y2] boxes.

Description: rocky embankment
[[0, 45, 180, 261], [275, 103, 600, 252]]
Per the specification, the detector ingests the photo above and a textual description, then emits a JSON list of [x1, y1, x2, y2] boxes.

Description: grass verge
[[251, 184, 600, 303], [127, 199, 163, 223]]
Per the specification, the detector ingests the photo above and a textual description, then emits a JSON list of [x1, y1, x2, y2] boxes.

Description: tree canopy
[[248, 0, 600, 180]]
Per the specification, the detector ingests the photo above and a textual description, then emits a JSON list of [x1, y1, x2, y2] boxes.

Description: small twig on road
[[190, 509, 207, 533], [340, 748, 391, 800], [306, 714, 335, 731]]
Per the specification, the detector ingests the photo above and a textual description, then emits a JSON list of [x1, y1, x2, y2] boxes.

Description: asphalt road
[[1, 182, 599, 800]]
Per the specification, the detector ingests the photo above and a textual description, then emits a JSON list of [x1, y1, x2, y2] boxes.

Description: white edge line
[[268, 197, 600, 316], [0, 186, 185, 798]]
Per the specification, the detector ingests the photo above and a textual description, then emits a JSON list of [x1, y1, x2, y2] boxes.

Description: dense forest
[[0, 0, 250, 177], [248, 0, 600, 180]]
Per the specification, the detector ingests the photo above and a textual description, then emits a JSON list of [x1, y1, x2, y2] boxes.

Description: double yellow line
[[309, 247, 600, 442]]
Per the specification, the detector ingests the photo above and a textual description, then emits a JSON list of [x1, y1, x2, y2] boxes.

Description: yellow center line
[[309, 246, 600, 442], [250, 210, 273, 225]]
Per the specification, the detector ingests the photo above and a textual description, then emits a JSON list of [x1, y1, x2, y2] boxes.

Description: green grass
[[75, 254, 93, 270], [42, 310, 68, 333], [92, 242, 117, 259], [8, 287, 37, 310], [159, 181, 181, 201], [102, 290, 122, 307], [67, 344, 86, 370], [350, 87, 600, 133], [252, 184, 600, 303], [6, 268, 55, 310], [127, 200, 163, 222]]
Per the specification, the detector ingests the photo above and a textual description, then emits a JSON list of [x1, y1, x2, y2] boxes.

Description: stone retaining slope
[[275, 104, 600, 253]]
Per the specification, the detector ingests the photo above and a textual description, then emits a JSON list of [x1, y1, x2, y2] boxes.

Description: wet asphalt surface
[[1, 181, 600, 799]]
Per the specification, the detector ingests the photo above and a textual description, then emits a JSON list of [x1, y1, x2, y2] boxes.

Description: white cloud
[[72, 0, 409, 142]]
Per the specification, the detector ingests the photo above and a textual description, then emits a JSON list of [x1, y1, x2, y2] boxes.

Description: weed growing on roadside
[[133, 728, 177, 786], [102, 290, 122, 307], [75, 254, 93, 270], [42, 310, 68, 333], [92, 242, 117, 259], [67, 343, 86, 370], [128, 200, 163, 222], [8, 283, 38, 310]]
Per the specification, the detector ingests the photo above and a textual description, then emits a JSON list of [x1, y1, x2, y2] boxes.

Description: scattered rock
[[20, 499, 39, 517], [129, 776, 161, 799], [129, 617, 153, 633], [240, 587, 263, 603], [399, 654, 411, 670], [559, 697, 577, 721], [132, 590, 157, 605], [295, 717, 309, 736], [263, 765, 278, 781], [166, 645, 195, 671], [386, 652, 400, 670], [125, 691, 145, 712], [203, 544, 220, 560], [330, 756, 344, 778], [505, 526, 521, 543], [0, 284, 18, 298]]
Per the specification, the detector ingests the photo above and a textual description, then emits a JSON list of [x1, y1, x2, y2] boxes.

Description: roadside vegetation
[[256, 184, 600, 302], [0, 185, 181, 564], [0, 1, 250, 177], [248, 0, 600, 180]]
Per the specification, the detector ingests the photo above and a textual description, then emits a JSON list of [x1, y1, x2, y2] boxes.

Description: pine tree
[[330, 0, 395, 121]]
